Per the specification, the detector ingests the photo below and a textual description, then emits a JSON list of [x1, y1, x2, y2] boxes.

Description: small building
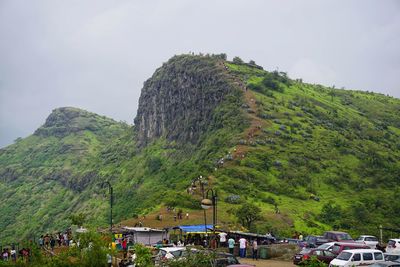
[[122, 227, 168, 246]]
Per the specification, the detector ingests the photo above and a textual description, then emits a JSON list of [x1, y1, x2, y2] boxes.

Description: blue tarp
[[174, 225, 214, 233]]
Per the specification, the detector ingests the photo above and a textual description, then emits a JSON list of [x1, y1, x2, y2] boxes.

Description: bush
[[133, 243, 153, 267], [166, 248, 216, 267], [232, 56, 244, 64], [225, 194, 242, 204]]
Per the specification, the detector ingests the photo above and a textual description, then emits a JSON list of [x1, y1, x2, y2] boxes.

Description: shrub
[[232, 56, 244, 64]]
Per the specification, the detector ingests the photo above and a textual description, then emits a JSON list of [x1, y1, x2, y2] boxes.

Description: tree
[[235, 202, 262, 230], [320, 202, 342, 224], [70, 213, 86, 227], [232, 56, 244, 64], [248, 60, 256, 65]]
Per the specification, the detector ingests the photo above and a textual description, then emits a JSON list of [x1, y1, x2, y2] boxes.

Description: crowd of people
[[38, 229, 73, 251], [1, 245, 31, 263]]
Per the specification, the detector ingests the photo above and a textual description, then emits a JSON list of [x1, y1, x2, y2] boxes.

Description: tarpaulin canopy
[[173, 224, 214, 233]]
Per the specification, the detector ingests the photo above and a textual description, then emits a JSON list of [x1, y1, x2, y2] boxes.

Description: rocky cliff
[[134, 55, 240, 145]]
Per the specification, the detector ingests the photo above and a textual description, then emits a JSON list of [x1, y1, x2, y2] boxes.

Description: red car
[[293, 248, 336, 265]]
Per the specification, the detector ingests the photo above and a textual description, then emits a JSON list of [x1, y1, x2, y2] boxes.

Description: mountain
[[1, 54, 399, 243]]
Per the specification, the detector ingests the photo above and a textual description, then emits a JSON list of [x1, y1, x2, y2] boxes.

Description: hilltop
[[0, 54, 399, 243]]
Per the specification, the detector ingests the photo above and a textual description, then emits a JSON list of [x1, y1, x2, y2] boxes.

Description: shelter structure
[[122, 227, 168, 246]]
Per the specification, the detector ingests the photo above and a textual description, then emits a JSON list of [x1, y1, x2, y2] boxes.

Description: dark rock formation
[[134, 55, 240, 145]]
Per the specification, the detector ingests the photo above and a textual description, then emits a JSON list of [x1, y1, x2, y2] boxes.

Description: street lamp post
[[100, 181, 114, 235], [201, 189, 217, 248], [188, 176, 209, 245]]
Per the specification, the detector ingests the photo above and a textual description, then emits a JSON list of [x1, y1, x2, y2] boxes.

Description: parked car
[[212, 252, 243, 267], [154, 247, 194, 265], [293, 248, 336, 265], [329, 249, 384, 267], [330, 242, 370, 255], [317, 242, 336, 251], [226, 265, 255, 267], [355, 235, 379, 249], [385, 253, 400, 262], [369, 262, 400, 267], [386, 239, 400, 254], [323, 231, 353, 242], [300, 235, 329, 248]]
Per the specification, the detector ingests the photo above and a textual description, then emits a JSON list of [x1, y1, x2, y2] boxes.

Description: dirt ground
[[240, 258, 295, 267]]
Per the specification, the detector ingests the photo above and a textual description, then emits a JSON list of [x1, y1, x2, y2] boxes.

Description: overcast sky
[[1, 0, 399, 148]]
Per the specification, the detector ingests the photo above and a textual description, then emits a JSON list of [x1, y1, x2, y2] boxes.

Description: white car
[[355, 235, 379, 249], [387, 239, 400, 254], [329, 249, 384, 267], [317, 242, 336, 251], [384, 253, 400, 262], [154, 247, 196, 266]]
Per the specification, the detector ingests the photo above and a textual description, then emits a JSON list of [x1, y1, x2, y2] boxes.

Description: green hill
[[0, 54, 399, 243]]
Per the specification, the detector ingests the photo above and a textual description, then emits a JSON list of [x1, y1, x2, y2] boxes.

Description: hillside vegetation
[[0, 54, 399, 243]]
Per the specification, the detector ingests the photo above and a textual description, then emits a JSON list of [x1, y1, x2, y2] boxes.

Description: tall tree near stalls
[[235, 202, 262, 230]]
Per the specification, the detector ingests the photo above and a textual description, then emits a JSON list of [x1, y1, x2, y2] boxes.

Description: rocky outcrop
[[134, 55, 240, 145], [34, 107, 116, 137]]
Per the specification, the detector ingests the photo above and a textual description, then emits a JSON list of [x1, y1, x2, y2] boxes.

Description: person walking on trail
[[252, 239, 258, 260], [228, 237, 235, 254], [50, 236, 56, 251], [39, 235, 44, 248], [44, 234, 50, 248], [239, 237, 247, 258]]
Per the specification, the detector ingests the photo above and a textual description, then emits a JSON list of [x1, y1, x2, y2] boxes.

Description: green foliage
[[320, 202, 342, 225], [235, 202, 262, 230], [133, 243, 153, 267], [165, 249, 216, 267], [146, 156, 162, 173], [69, 213, 86, 227], [1, 54, 400, 243], [300, 256, 328, 267], [232, 56, 244, 64]]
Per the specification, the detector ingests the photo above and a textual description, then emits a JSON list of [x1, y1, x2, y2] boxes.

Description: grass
[[1, 55, 400, 243]]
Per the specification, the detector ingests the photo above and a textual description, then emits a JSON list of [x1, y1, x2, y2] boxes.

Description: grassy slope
[[0, 108, 129, 241], [211, 62, 400, 237], [1, 56, 399, 243]]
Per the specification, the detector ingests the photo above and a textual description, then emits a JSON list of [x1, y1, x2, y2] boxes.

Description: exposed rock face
[[134, 55, 238, 145]]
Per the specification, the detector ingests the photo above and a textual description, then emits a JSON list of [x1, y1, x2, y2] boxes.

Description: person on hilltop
[[39, 235, 44, 248], [50, 236, 56, 251], [44, 234, 50, 248], [2, 248, 9, 261], [63, 232, 69, 246]]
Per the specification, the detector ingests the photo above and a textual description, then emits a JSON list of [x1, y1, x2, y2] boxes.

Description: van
[[330, 242, 369, 255], [386, 239, 400, 254], [329, 249, 384, 267]]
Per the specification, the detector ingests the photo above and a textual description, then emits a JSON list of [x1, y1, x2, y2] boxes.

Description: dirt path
[[240, 258, 295, 267]]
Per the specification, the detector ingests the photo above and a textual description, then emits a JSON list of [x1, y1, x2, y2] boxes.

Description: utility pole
[[100, 181, 113, 264]]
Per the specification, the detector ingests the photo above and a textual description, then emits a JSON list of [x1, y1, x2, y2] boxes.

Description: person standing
[[228, 237, 235, 254], [39, 236, 44, 248], [239, 237, 247, 258], [218, 232, 228, 247], [50, 236, 56, 251], [252, 239, 258, 260]]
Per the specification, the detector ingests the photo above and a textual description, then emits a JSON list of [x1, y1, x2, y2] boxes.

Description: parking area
[[240, 258, 294, 267]]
